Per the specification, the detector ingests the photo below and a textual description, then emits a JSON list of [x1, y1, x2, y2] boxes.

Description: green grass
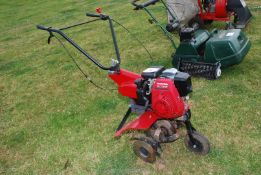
[[0, 0, 260, 174]]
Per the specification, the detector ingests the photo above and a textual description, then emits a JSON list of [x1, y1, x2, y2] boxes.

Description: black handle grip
[[86, 13, 101, 18], [86, 13, 109, 20], [131, 0, 159, 9], [143, 0, 159, 7], [36, 25, 50, 31]]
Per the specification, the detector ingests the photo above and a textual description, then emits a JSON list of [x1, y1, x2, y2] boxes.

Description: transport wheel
[[214, 66, 222, 79], [184, 131, 210, 155], [133, 139, 157, 163]]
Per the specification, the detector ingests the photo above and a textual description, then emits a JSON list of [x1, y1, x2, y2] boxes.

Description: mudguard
[[115, 111, 158, 137]]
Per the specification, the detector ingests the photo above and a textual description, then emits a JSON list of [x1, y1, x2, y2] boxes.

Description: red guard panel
[[109, 69, 141, 99], [115, 111, 158, 137]]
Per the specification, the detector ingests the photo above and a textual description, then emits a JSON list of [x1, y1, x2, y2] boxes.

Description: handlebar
[[36, 25, 61, 33], [36, 13, 121, 71], [86, 13, 100, 18], [36, 25, 50, 31], [131, 0, 159, 10], [86, 13, 109, 20], [37, 12, 111, 33]]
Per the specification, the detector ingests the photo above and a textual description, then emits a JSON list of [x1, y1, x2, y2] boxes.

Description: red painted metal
[[198, 0, 204, 16], [198, 0, 230, 22], [109, 69, 140, 99], [152, 78, 185, 118], [96, 8, 102, 14], [216, 0, 227, 18], [115, 111, 159, 137], [110, 69, 188, 137]]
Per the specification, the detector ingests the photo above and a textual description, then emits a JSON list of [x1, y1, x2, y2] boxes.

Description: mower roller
[[37, 11, 210, 163], [131, 0, 251, 79]]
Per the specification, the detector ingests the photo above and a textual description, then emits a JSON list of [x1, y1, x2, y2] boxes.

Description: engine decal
[[156, 82, 169, 89]]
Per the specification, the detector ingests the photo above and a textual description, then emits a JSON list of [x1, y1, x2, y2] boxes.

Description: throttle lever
[[37, 25, 54, 44]]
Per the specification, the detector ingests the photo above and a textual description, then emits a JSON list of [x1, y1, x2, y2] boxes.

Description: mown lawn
[[0, 0, 260, 174]]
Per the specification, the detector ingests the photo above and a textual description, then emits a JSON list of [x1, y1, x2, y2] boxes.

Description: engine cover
[[161, 68, 192, 97], [152, 78, 185, 118]]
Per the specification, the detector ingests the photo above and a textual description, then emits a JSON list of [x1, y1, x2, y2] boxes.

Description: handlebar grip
[[86, 13, 109, 20], [131, 0, 159, 9], [143, 0, 159, 7], [36, 25, 49, 31], [86, 13, 101, 18]]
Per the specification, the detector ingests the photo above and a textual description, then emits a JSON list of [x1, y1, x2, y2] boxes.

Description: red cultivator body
[[37, 12, 210, 163], [198, 0, 252, 28], [108, 66, 207, 163], [110, 68, 188, 137]]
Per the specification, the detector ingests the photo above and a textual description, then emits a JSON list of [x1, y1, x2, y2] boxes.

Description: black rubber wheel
[[184, 131, 210, 155], [133, 140, 156, 163]]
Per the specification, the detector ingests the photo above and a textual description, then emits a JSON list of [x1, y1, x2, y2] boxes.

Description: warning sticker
[[156, 82, 169, 89]]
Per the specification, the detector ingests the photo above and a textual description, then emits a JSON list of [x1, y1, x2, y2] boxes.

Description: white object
[[163, 68, 178, 74], [240, 0, 246, 7], [143, 67, 162, 73], [226, 32, 234, 37]]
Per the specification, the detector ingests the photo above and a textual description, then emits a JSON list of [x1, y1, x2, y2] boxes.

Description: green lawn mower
[[131, 0, 251, 79]]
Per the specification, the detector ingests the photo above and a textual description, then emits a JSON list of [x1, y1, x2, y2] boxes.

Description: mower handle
[[86, 13, 100, 18], [86, 13, 110, 20], [36, 23, 120, 71], [36, 25, 63, 34], [37, 25, 51, 31], [131, 0, 160, 10]]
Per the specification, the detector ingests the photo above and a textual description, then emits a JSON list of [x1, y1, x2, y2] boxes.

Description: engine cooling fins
[[177, 60, 221, 80]]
